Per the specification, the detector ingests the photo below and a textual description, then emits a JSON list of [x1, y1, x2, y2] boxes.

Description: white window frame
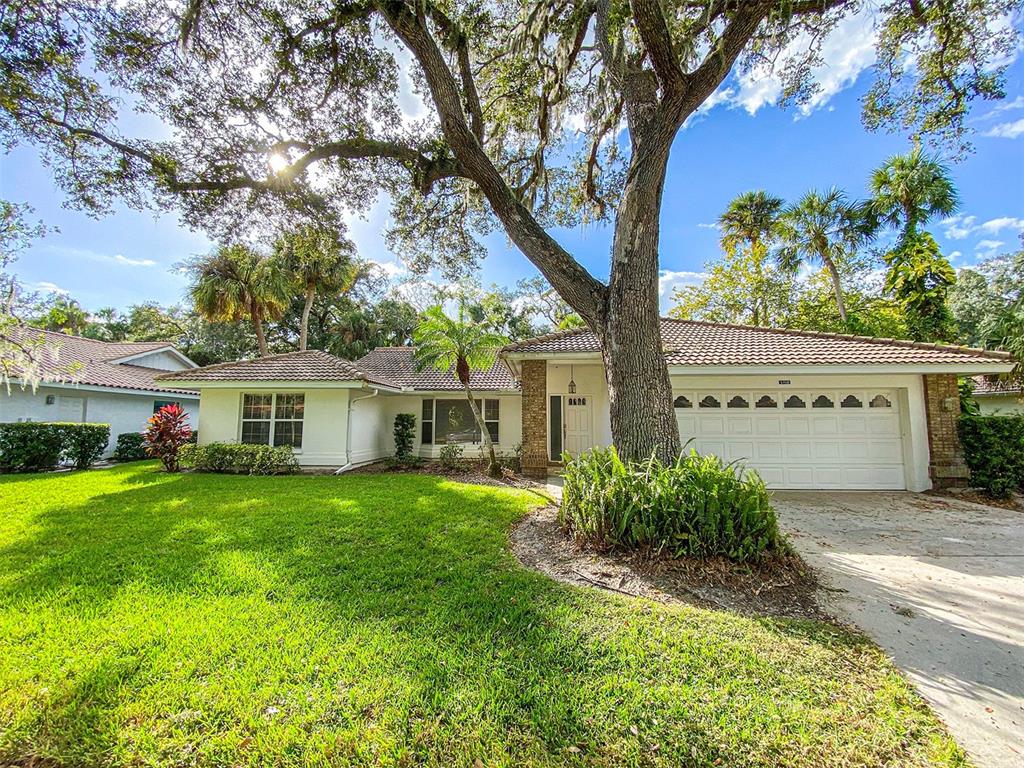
[[421, 397, 499, 445], [239, 392, 305, 451]]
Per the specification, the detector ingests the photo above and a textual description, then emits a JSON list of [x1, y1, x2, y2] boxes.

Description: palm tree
[[414, 304, 508, 477], [869, 148, 959, 243], [777, 188, 871, 325], [187, 244, 290, 357], [718, 191, 784, 326], [275, 227, 358, 351]]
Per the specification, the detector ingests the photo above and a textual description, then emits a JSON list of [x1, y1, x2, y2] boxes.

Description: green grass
[[0, 463, 965, 767]]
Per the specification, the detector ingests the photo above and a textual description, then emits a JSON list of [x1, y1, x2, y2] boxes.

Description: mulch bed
[[510, 505, 828, 620], [930, 486, 1024, 512]]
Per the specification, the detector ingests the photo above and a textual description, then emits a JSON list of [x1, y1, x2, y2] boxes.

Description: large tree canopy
[[3, 0, 1020, 459]]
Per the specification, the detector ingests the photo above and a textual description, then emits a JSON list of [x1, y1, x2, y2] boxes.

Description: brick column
[[923, 373, 970, 488], [521, 359, 548, 478]]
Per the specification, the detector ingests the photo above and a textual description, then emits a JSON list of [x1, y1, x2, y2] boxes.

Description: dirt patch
[[930, 486, 1024, 512], [349, 461, 548, 492], [510, 505, 828, 620]]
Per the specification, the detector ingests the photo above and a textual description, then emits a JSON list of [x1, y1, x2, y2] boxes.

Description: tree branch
[[631, 0, 685, 95]]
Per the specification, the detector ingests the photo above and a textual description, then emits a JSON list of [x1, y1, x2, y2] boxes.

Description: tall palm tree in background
[[275, 227, 359, 351], [870, 148, 959, 243], [777, 189, 871, 325], [718, 191, 784, 326], [188, 244, 290, 357], [414, 304, 508, 477]]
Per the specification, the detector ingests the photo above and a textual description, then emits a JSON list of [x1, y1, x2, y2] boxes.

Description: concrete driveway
[[775, 492, 1023, 768]]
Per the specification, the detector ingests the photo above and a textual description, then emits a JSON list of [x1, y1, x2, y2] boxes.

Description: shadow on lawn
[[0, 465, 952, 767]]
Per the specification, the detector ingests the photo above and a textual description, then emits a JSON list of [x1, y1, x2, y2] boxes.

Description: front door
[[564, 395, 592, 455]]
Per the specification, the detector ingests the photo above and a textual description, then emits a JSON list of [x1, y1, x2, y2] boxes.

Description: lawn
[[0, 463, 964, 767]]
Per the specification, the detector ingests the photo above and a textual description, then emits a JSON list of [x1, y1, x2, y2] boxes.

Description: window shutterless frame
[[420, 397, 499, 445], [240, 393, 305, 450]]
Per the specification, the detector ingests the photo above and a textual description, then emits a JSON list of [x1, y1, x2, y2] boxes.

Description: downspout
[[334, 387, 380, 474]]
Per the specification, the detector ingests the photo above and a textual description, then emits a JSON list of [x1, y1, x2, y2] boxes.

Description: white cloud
[[658, 269, 705, 312], [975, 239, 1005, 259], [368, 259, 408, 281], [696, 222, 720, 230], [976, 95, 1024, 120], [732, 6, 878, 116], [948, 250, 962, 261], [942, 214, 978, 239], [983, 118, 1024, 138], [29, 281, 69, 295], [111, 254, 158, 267], [980, 216, 1024, 235]]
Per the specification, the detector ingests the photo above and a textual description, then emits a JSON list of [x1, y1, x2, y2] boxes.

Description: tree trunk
[[251, 303, 269, 357], [463, 382, 499, 476], [299, 286, 315, 351], [823, 256, 848, 324], [600, 140, 681, 464]]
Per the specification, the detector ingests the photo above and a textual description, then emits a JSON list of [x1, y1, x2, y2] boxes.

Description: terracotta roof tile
[[355, 347, 517, 391], [503, 318, 1014, 367], [7, 326, 197, 395], [157, 349, 392, 385]]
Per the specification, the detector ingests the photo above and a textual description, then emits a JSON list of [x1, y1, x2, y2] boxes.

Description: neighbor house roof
[[355, 347, 517, 391], [156, 349, 394, 386], [503, 318, 1015, 367], [6, 326, 197, 395], [972, 375, 1022, 396]]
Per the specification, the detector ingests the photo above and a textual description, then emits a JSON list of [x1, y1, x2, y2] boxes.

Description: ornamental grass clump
[[559, 446, 780, 562]]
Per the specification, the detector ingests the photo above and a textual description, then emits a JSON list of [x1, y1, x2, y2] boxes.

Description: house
[[1, 327, 200, 456], [156, 319, 1015, 491], [971, 375, 1023, 414]]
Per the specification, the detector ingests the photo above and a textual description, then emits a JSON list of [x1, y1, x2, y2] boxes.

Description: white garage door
[[674, 389, 906, 490]]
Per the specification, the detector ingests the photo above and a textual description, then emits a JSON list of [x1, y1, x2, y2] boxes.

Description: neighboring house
[[971, 375, 1024, 414], [157, 319, 1015, 491], [1, 327, 200, 456]]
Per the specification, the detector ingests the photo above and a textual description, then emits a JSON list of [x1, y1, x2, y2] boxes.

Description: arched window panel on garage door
[[673, 394, 693, 408], [755, 394, 778, 408], [699, 395, 721, 408], [812, 394, 835, 408], [869, 393, 893, 408], [727, 395, 750, 408], [784, 394, 807, 408], [841, 394, 863, 408]]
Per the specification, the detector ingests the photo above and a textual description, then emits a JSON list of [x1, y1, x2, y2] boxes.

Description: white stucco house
[[971, 375, 1023, 414], [157, 319, 1015, 492], [1, 327, 200, 456]]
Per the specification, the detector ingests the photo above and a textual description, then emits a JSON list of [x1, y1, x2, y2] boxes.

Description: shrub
[[958, 414, 1024, 497], [62, 424, 111, 469], [438, 442, 464, 471], [144, 404, 193, 472], [393, 413, 416, 460], [0, 422, 111, 472], [179, 442, 299, 475], [113, 432, 147, 462], [559, 447, 780, 562]]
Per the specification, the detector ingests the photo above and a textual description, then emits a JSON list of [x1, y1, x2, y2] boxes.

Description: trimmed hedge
[[0, 422, 111, 472], [958, 414, 1024, 497], [179, 442, 299, 475], [560, 447, 780, 562], [113, 432, 147, 462]]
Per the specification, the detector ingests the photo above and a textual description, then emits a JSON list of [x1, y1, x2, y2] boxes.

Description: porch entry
[[548, 394, 593, 460]]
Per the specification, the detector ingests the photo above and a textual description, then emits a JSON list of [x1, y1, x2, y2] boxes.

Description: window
[[421, 398, 434, 444], [549, 395, 562, 460], [841, 394, 863, 408], [812, 394, 834, 408], [241, 393, 304, 449], [699, 395, 721, 408], [153, 399, 179, 414], [673, 395, 692, 409], [784, 395, 806, 408], [727, 395, 749, 408], [755, 395, 777, 408], [423, 398, 499, 444], [869, 394, 892, 408]]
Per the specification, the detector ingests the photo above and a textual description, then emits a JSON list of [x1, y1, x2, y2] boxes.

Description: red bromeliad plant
[[144, 404, 193, 472]]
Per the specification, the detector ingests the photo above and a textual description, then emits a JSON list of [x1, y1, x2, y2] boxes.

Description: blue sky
[[3, 11, 1023, 315]]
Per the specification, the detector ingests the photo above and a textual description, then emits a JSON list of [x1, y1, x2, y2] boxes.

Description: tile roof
[[6, 326, 197, 395], [972, 375, 1022, 396], [157, 349, 392, 385], [503, 318, 1014, 367], [355, 347, 518, 391]]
